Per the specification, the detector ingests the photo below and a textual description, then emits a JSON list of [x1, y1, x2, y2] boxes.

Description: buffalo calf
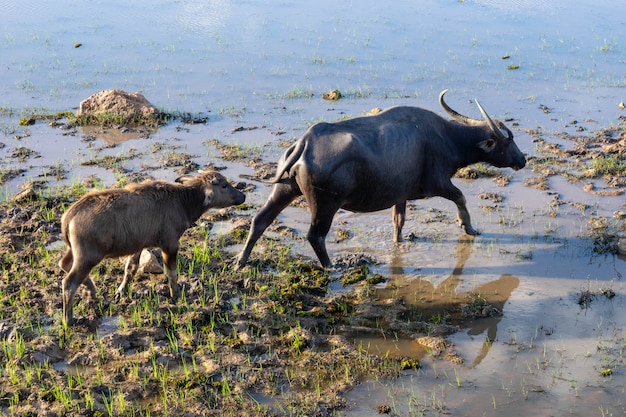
[[59, 171, 245, 325]]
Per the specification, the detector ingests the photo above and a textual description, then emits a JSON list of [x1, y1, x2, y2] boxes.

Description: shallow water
[[1, 0, 625, 415]]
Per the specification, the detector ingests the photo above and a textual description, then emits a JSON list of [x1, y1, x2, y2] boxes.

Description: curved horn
[[474, 99, 510, 140], [439, 89, 482, 126]]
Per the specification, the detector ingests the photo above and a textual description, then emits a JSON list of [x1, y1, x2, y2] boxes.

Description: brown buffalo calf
[[59, 171, 245, 325]]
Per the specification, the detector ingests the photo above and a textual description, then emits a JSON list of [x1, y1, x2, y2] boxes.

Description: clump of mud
[[526, 119, 626, 196], [74, 89, 163, 126]]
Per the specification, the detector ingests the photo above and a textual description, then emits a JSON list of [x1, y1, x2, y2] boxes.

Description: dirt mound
[[75, 89, 161, 125]]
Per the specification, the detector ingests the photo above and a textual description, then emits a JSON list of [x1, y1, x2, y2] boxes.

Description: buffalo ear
[[175, 175, 195, 185], [478, 138, 496, 152]]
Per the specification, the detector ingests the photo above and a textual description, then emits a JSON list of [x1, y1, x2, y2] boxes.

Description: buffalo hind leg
[[307, 197, 343, 268], [392, 201, 407, 242], [115, 251, 142, 299], [236, 183, 301, 268]]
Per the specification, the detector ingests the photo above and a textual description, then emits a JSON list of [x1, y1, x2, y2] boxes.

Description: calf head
[[176, 171, 245, 208]]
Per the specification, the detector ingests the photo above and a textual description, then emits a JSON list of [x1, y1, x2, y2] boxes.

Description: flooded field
[[0, 0, 625, 416]]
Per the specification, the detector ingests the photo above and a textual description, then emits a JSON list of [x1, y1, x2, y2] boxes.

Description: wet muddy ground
[[0, 102, 623, 417], [1, 0, 625, 416]]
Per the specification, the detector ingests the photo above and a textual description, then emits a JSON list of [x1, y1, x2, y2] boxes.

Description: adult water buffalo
[[59, 171, 245, 325], [236, 90, 525, 268]]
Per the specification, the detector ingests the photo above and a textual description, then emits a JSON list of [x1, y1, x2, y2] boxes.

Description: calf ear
[[478, 138, 496, 152], [204, 190, 214, 206], [175, 175, 195, 185]]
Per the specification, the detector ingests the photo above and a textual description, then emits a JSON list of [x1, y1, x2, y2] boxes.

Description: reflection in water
[[80, 125, 157, 145], [376, 236, 519, 367], [465, 274, 518, 368]]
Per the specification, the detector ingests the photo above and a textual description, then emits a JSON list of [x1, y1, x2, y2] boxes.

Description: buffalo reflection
[[377, 236, 519, 367]]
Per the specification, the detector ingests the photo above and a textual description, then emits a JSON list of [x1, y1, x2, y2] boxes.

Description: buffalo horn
[[439, 89, 481, 126], [439, 89, 512, 140], [474, 100, 512, 140]]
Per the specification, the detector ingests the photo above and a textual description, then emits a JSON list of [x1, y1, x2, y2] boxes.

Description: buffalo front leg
[[115, 251, 142, 299], [392, 201, 407, 242], [444, 184, 479, 236], [455, 196, 479, 236], [236, 183, 300, 268]]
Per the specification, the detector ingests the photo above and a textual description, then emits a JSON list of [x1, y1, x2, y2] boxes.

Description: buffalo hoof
[[463, 225, 480, 236]]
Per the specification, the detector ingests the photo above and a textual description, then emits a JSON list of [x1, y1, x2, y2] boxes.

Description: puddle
[[96, 315, 121, 339], [352, 335, 429, 360], [210, 220, 238, 237], [340, 193, 625, 415], [52, 316, 120, 377]]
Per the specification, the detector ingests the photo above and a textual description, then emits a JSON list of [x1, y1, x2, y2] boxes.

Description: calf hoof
[[169, 284, 181, 301], [114, 286, 129, 301]]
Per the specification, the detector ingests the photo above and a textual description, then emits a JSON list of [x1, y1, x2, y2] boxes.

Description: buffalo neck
[[446, 121, 490, 170]]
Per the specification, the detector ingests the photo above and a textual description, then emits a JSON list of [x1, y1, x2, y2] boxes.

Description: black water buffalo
[[236, 90, 525, 268], [59, 171, 245, 325]]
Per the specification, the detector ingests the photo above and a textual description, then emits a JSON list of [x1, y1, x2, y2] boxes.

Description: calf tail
[[272, 138, 306, 184], [59, 249, 73, 272], [59, 214, 73, 272]]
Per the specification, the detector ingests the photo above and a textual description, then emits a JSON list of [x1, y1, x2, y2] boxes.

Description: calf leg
[[161, 247, 180, 300], [392, 201, 406, 243], [115, 251, 142, 299], [236, 183, 301, 268], [82, 277, 98, 300], [62, 258, 100, 325], [60, 247, 98, 303]]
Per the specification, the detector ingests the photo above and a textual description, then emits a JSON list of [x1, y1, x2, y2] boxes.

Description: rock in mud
[[137, 249, 163, 274], [415, 335, 447, 356], [76, 89, 160, 125]]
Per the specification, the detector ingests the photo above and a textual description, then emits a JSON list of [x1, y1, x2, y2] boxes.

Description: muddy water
[[342, 195, 625, 416], [2, 0, 625, 415]]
